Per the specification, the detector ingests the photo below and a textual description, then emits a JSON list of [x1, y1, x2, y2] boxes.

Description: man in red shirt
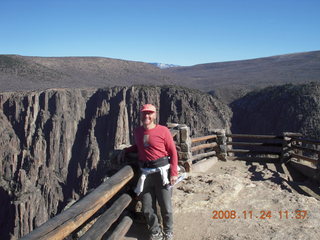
[[126, 104, 178, 240]]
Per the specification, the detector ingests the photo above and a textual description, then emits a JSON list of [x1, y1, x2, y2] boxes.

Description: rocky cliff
[[230, 82, 320, 138], [0, 85, 231, 239]]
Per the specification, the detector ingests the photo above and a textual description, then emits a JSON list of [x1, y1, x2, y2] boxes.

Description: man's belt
[[139, 156, 169, 168]]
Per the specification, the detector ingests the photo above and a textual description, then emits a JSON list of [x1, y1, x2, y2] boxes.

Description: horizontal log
[[283, 132, 303, 138], [167, 123, 180, 128], [227, 134, 283, 139], [228, 149, 282, 155], [291, 144, 320, 154], [106, 216, 133, 240], [79, 194, 132, 240], [227, 156, 280, 163], [189, 151, 216, 162], [21, 166, 134, 240], [290, 153, 318, 164], [191, 135, 217, 143], [191, 143, 217, 152], [227, 141, 283, 147], [291, 137, 320, 145]]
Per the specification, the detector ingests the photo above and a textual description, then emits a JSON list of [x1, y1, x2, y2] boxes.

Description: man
[[125, 104, 178, 240]]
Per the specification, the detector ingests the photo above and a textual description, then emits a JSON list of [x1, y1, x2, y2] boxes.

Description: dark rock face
[[230, 83, 320, 138], [0, 86, 231, 239]]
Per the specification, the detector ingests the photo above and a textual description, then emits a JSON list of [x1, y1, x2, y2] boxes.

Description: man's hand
[[170, 175, 178, 185]]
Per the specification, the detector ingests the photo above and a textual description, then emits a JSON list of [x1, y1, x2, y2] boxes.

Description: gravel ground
[[127, 159, 320, 240]]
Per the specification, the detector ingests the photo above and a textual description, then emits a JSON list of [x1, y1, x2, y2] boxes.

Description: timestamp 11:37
[[211, 210, 308, 220]]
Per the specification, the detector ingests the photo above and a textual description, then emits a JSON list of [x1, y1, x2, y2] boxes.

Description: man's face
[[141, 111, 156, 126]]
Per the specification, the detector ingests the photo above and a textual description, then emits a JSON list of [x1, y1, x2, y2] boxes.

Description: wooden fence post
[[281, 132, 303, 163], [213, 129, 227, 161], [167, 123, 192, 171], [281, 132, 292, 163], [317, 153, 320, 181], [178, 124, 192, 170]]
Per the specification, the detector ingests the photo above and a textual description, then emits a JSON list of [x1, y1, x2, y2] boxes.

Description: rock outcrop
[[0, 86, 231, 239]]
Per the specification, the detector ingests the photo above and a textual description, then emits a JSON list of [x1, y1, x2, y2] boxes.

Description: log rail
[[189, 134, 217, 163], [20, 166, 134, 240], [289, 137, 320, 168], [225, 133, 284, 163]]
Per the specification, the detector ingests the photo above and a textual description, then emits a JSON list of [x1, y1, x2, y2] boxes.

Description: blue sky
[[1, 0, 319, 66]]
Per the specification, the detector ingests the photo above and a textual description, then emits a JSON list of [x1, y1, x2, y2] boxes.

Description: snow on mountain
[[149, 62, 179, 69]]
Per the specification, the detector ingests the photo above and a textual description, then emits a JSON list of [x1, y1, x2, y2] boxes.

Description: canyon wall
[[0, 86, 231, 239], [230, 83, 320, 138]]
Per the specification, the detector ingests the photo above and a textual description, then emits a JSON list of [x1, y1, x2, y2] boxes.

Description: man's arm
[[164, 127, 179, 184]]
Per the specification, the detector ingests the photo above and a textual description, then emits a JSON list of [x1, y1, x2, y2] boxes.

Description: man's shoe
[[164, 232, 173, 240], [149, 231, 163, 240]]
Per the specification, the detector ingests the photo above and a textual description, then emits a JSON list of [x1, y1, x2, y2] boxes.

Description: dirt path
[[126, 159, 320, 240]]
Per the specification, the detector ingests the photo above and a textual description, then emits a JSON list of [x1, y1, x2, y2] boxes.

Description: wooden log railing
[[225, 134, 284, 163], [226, 134, 284, 140], [21, 165, 134, 240], [79, 194, 132, 240], [188, 151, 217, 162], [281, 135, 320, 182], [188, 132, 320, 182], [191, 142, 217, 152], [291, 137, 320, 145], [177, 129, 320, 182], [290, 144, 320, 154], [227, 142, 283, 147], [191, 135, 217, 143], [288, 137, 320, 168], [189, 134, 217, 162]]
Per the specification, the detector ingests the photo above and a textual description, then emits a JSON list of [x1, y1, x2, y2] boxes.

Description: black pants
[[141, 171, 173, 234]]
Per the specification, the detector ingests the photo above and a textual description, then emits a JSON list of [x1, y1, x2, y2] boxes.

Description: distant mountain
[[149, 62, 179, 69], [164, 51, 320, 103], [1, 51, 320, 103], [0, 55, 177, 92]]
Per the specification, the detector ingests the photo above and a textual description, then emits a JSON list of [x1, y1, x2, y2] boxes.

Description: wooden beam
[[79, 194, 132, 240], [228, 149, 282, 155], [191, 135, 217, 143], [191, 143, 217, 152], [291, 144, 320, 154], [227, 141, 283, 147], [227, 134, 283, 139], [290, 153, 318, 165], [291, 137, 320, 145], [283, 132, 303, 138], [106, 216, 133, 240], [227, 156, 280, 163], [189, 151, 216, 162], [21, 166, 134, 240]]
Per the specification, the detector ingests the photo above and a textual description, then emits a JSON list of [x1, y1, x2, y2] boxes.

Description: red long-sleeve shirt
[[126, 125, 178, 176]]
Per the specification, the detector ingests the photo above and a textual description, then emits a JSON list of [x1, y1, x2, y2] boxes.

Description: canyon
[[0, 86, 230, 239], [1, 52, 320, 239]]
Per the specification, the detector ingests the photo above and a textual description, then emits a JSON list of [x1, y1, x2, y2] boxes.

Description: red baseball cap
[[140, 104, 156, 112]]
